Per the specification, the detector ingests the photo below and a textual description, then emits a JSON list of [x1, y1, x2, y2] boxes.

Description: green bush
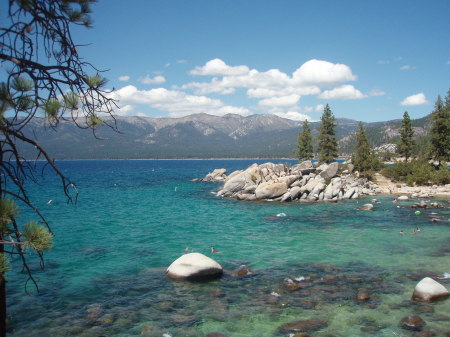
[[432, 166, 450, 185], [381, 160, 448, 186]]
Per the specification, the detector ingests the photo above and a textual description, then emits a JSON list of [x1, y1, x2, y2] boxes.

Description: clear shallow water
[[5, 160, 450, 337]]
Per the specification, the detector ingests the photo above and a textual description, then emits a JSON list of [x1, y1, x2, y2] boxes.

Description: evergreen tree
[[294, 120, 314, 161], [430, 94, 450, 165], [0, 1, 115, 334], [352, 123, 372, 172], [398, 111, 415, 162], [317, 104, 338, 163]]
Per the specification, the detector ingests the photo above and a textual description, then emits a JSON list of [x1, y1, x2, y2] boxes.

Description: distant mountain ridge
[[17, 113, 431, 159]]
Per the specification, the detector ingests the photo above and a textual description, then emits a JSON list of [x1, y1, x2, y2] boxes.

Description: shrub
[[432, 166, 450, 185], [381, 159, 448, 186]]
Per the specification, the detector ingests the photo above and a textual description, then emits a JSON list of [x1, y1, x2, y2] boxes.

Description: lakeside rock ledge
[[204, 161, 382, 202]]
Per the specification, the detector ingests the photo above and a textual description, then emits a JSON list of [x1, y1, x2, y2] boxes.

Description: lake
[[6, 160, 450, 337]]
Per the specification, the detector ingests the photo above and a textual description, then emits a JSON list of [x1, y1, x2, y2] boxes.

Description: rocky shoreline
[[200, 161, 381, 202], [199, 161, 450, 202]]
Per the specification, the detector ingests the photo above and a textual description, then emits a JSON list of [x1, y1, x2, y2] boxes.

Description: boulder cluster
[[206, 161, 382, 202]]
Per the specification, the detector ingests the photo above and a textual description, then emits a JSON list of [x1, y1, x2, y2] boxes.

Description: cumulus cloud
[[271, 111, 312, 122], [318, 85, 366, 100], [190, 58, 250, 76], [139, 75, 166, 84], [118, 75, 130, 82], [182, 58, 360, 110], [111, 85, 250, 118], [315, 104, 325, 112], [400, 93, 428, 106], [258, 94, 300, 107], [292, 59, 357, 85]]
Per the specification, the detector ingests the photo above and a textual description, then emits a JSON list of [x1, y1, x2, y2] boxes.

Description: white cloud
[[400, 65, 416, 71], [139, 75, 166, 84], [176, 59, 187, 64], [111, 85, 251, 118], [400, 92, 428, 106], [258, 94, 300, 107], [272, 111, 312, 122], [369, 89, 386, 97], [292, 59, 357, 85], [184, 59, 357, 106], [118, 75, 130, 82], [315, 104, 325, 112], [318, 85, 366, 100], [190, 58, 250, 76], [377, 60, 390, 65]]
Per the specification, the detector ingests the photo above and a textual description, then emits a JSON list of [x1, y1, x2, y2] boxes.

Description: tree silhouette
[[0, 1, 117, 334]]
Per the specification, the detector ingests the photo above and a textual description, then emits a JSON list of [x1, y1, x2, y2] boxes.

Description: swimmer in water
[[211, 247, 218, 253]]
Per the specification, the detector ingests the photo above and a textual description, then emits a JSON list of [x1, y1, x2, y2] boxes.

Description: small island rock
[[166, 253, 223, 281], [358, 203, 374, 211], [412, 277, 449, 302]]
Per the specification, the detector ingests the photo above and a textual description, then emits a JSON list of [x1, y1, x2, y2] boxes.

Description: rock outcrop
[[202, 168, 227, 182], [166, 253, 223, 281], [215, 161, 381, 202]]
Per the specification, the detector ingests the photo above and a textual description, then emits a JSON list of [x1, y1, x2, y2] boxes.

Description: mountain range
[[18, 113, 432, 159]]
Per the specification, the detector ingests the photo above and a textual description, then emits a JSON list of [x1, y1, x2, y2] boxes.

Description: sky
[[11, 1, 450, 122]]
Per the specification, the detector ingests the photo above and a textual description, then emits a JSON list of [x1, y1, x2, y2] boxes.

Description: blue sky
[[40, 1, 450, 121]]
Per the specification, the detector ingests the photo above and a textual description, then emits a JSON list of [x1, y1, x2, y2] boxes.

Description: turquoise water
[[5, 160, 450, 337]]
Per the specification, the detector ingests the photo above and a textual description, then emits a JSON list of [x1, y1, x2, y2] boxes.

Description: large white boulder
[[397, 195, 409, 201], [412, 277, 449, 302], [218, 171, 246, 196], [255, 182, 288, 199], [166, 253, 223, 281], [320, 162, 339, 179]]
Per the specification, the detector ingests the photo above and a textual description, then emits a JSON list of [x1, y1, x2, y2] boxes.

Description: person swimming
[[399, 230, 405, 235], [211, 247, 218, 253]]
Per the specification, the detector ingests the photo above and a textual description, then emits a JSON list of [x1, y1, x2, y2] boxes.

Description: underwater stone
[[399, 315, 426, 331], [280, 318, 328, 333]]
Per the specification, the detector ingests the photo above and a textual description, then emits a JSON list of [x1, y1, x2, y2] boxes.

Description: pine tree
[[430, 94, 450, 166], [398, 111, 415, 162], [0, 1, 115, 334], [294, 120, 314, 161], [317, 104, 338, 163], [352, 123, 372, 172]]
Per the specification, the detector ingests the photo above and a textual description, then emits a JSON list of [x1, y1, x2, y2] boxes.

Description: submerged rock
[[412, 277, 449, 302], [166, 253, 223, 281], [280, 319, 327, 333], [230, 265, 254, 277], [399, 315, 426, 331]]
